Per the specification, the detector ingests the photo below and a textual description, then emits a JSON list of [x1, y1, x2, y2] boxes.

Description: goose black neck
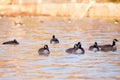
[[78, 44, 82, 48], [112, 41, 116, 46]]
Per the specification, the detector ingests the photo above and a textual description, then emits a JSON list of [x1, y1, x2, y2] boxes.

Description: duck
[[2, 39, 19, 45], [74, 42, 85, 54], [38, 45, 50, 56], [89, 42, 100, 52], [65, 43, 78, 54], [50, 35, 59, 44], [98, 39, 118, 52]]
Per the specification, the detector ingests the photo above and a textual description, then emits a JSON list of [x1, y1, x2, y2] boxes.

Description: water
[[0, 16, 120, 80]]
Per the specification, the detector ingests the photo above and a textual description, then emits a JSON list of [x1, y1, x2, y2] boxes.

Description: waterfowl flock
[[2, 36, 119, 56]]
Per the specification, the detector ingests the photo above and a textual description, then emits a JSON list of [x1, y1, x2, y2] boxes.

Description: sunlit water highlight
[[0, 16, 120, 80]]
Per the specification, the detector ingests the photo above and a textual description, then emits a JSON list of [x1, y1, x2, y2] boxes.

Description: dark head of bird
[[94, 42, 98, 46], [94, 42, 100, 51], [77, 42, 81, 45], [112, 39, 118, 46], [113, 39, 118, 42], [52, 35, 55, 39], [14, 39, 19, 44], [44, 45, 49, 49], [77, 42, 81, 48], [77, 42, 85, 54]]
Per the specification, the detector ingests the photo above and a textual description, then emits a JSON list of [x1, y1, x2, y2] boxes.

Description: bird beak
[[116, 39, 119, 42]]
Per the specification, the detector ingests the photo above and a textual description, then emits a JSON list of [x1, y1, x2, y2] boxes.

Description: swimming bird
[[38, 45, 50, 56], [65, 43, 78, 54], [66, 42, 85, 55], [74, 42, 85, 54], [2, 39, 19, 45], [89, 42, 100, 52], [98, 39, 119, 52], [50, 35, 59, 44]]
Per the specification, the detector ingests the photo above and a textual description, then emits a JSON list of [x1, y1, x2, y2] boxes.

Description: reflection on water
[[0, 16, 120, 80]]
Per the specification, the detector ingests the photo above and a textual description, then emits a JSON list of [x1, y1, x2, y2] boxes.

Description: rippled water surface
[[0, 16, 120, 80]]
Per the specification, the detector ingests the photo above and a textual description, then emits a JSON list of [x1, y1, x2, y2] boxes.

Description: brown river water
[[0, 16, 120, 80]]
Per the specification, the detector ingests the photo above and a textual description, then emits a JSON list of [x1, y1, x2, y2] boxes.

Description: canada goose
[[74, 42, 85, 54], [38, 45, 50, 56], [2, 39, 19, 45], [50, 35, 59, 44], [66, 42, 85, 54], [98, 39, 118, 52], [65, 43, 78, 54], [89, 42, 99, 52]]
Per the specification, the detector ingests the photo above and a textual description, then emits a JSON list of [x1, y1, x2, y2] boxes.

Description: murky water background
[[0, 16, 120, 80]]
